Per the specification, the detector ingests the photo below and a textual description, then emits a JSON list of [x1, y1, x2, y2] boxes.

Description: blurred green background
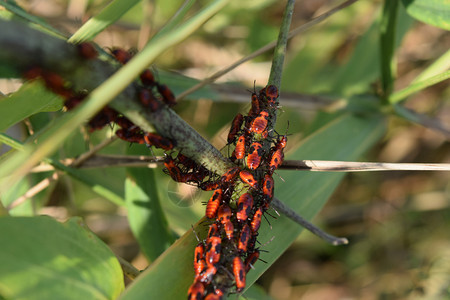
[[0, 0, 449, 299]]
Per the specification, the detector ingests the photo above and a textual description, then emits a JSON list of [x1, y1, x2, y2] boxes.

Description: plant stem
[[268, 0, 295, 87]]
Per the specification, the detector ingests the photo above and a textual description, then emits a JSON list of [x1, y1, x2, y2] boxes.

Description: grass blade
[[389, 70, 450, 104], [68, 0, 141, 43]]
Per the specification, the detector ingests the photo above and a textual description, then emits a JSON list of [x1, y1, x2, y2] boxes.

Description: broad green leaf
[[0, 81, 63, 132], [401, 0, 450, 30], [119, 112, 387, 300], [68, 0, 141, 43], [125, 146, 174, 261], [0, 216, 124, 300]]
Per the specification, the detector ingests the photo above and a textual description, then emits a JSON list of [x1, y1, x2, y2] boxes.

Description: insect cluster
[[23, 43, 176, 151], [21, 41, 287, 299], [183, 85, 287, 299]]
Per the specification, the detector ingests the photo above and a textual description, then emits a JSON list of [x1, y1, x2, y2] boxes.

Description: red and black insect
[[238, 223, 252, 253], [110, 48, 133, 64], [157, 83, 177, 107], [140, 69, 155, 86], [244, 250, 260, 272], [221, 167, 240, 184], [206, 189, 222, 219], [77, 42, 98, 60], [23, 66, 43, 81], [139, 88, 161, 112], [64, 93, 86, 110], [268, 148, 284, 174], [276, 135, 287, 151], [234, 135, 246, 160], [217, 205, 234, 240], [227, 113, 244, 144], [188, 281, 205, 300], [198, 265, 217, 284], [236, 193, 253, 223], [143, 132, 174, 151], [262, 174, 274, 201], [208, 223, 220, 238], [248, 92, 261, 117], [88, 107, 118, 132], [239, 170, 258, 189], [200, 181, 220, 191], [176, 153, 198, 171], [264, 85, 278, 106], [41, 71, 72, 98], [194, 243, 206, 278], [164, 155, 182, 182], [232, 256, 246, 292], [223, 220, 234, 241], [250, 207, 263, 233], [205, 236, 222, 266], [246, 142, 263, 170], [115, 115, 135, 129], [204, 289, 224, 300], [115, 128, 145, 144], [217, 205, 232, 225], [250, 110, 269, 134]]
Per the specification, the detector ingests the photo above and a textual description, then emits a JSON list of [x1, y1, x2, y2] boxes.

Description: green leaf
[[412, 49, 450, 83], [401, 0, 450, 30], [68, 0, 141, 43], [0, 0, 66, 38], [119, 112, 387, 300], [0, 133, 126, 206], [125, 146, 175, 261], [389, 70, 450, 104], [0, 216, 124, 300], [0, 81, 63, 132], [0, 175, 33, 216]]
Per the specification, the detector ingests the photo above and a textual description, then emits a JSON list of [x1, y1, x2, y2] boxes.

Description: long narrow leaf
[[389, 70, 450, 104], [68, 0, 141, 43]]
